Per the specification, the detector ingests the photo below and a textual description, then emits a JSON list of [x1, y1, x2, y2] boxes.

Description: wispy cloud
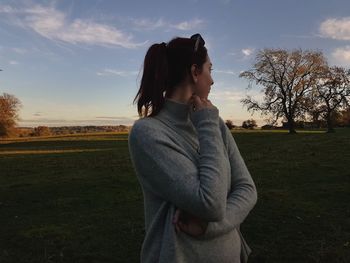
[[330, 46, 350, 66], [241, 48, 254, 56], [280, 33, 317, 39], [131, 17, 204, 31], [0, 5, 15, 13], [319, 17, 350, 65], [210, 89, 246, 102], [171, 18, 204, 31], [96, 69, 139, 77], [0, 4, 146, 49], [319, 17, 350, 40], [131, 18, 166, 31], [214, 69, 236, 75], [11, 47, 28, 54], [95, 116, 134, 121], [209, 83, 265, 103], [9, 60, 19, 65]]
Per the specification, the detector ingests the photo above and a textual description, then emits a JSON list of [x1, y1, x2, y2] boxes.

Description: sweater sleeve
[[204, 117, 258, 239], [128, 107, 229, 222]]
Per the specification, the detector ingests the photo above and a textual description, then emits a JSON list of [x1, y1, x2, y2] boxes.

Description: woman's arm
[[128, 107, 230, 222], [203, 117, 258, 239]]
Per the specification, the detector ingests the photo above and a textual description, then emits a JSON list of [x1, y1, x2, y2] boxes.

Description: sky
[[1, 0, 350, 127]]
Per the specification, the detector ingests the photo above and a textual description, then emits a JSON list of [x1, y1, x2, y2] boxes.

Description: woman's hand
[[189, 94, 215, 112], [172, 208, 208, 237]]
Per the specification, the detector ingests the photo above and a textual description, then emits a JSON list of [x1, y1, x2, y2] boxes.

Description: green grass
[[0, 129, 349, 262]]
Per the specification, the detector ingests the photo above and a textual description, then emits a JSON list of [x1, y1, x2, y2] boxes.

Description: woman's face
[[193, 55, 214, 99]]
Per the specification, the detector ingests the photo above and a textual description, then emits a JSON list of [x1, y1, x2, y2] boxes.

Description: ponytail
[[133, 42, 168, 117]]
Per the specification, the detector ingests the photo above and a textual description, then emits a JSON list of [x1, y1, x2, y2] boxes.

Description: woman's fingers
[[173, 209, 181, 233], [175, 215, 208, 237], [173, 208, 208, 237], [177, 220, 204, 237], [191, 94, 214, 111], [175, 222, 180, 234], [173, 208, 181, 224], [192, 94, 202, 107]]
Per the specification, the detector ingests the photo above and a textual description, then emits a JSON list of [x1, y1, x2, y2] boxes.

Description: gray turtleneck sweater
[[128, 98, 257, 263]]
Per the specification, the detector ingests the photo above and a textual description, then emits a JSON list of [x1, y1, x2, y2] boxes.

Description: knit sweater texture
[[128, 98, 258, 263]]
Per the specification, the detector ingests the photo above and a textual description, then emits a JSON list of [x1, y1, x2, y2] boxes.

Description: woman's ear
[[191, 64, 198, 83]]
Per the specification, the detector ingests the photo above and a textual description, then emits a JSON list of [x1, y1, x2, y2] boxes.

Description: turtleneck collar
[[153, 97, 198, 146], [156, 97, 191, 123]]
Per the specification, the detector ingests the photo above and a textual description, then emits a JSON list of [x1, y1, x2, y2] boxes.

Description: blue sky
[[1, 0, 350, 127]]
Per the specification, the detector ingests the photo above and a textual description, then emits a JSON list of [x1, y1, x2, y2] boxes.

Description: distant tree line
[[16, 125, 131, 137], [239, 48, 350, 133], [224, 119, 257, 130]]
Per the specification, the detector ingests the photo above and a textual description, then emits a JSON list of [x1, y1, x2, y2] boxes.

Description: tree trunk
[[326, 111, 335, 133], [287, 118, 297, 134]]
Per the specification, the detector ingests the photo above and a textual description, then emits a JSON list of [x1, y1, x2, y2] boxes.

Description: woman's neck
[[166, 83, 193, 104]]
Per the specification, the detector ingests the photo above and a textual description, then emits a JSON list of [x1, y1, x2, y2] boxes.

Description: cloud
[[131, 18, 166, 31], [130, 17, 204, 31], [320, 17, 350, 40], [209, 83, 265, 103], [95, 116, 134, 121], [33, 112, 42, 116], [2, 4, 204, 46], [214, 69, 236, 75], [9, 60, 19, 65], [171, 18, 204, 31], [241, 48, 254, 56], [96, 69, 139, 77], [0, 5, 15, 13], [210, 90, 246, 102], [280, 34, 316, 39], [0, 4, 145, 49], [12, 47, 28, 54], [331, 46, 350, 66]]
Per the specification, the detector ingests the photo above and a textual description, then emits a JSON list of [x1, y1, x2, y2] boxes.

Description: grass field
[[0, 129, 349, 262]]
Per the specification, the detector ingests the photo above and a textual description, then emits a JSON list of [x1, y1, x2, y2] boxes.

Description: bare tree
[[313, 66, 350, 133], [0, 93, 22, 137], [239, 48, 327, 134], [242, 119, 257, 129], [225, 119, 235, 130]]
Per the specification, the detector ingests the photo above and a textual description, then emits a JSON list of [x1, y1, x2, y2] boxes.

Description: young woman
[[128, 34, 258, 263]]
